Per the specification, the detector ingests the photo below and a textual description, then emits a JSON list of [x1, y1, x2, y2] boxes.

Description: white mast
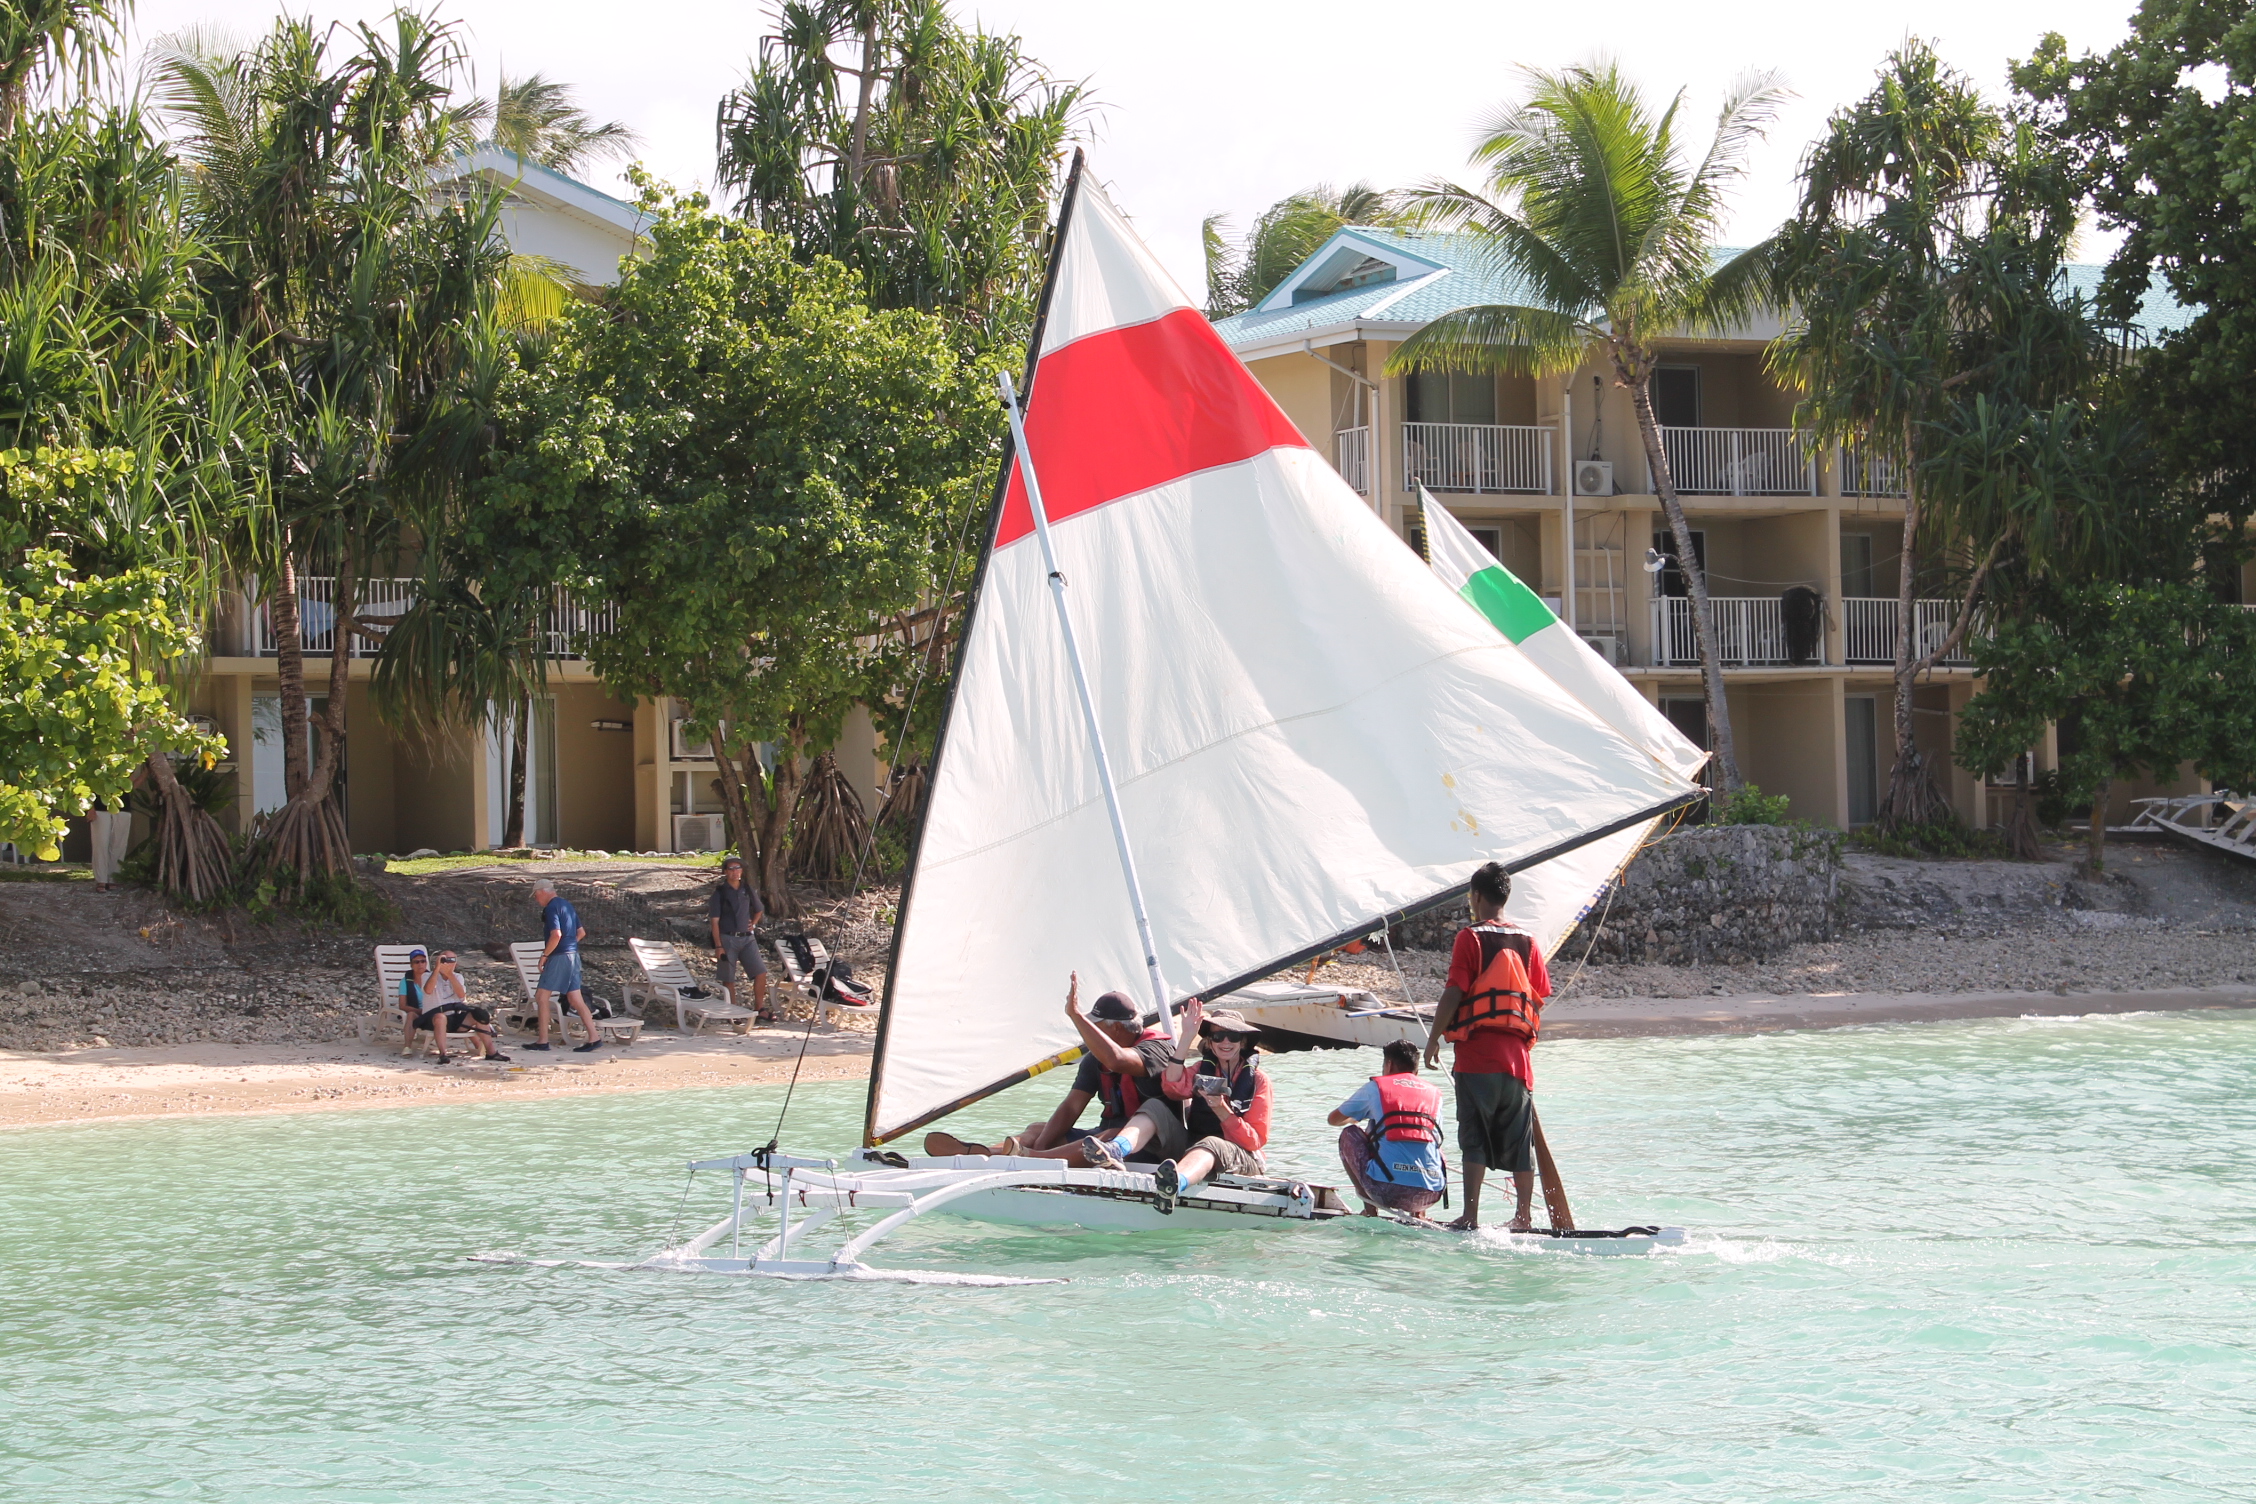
[[997, 368, 1173, 1023]]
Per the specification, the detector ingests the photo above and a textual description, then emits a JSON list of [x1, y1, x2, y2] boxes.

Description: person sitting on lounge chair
[[1149, 1001, 1272, 1211], [929, 974, 1188, 1166], [418, 951, 510, 1064], [1329, 1039, 1445, 1220]]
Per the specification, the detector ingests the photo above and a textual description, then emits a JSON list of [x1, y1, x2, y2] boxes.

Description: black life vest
[[1094, 1029, 1168, 1121], [1185, 1058, 1260, 1143]]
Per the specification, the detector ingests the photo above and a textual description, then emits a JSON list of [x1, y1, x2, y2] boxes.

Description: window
[[1651, 529, 1707, 599], [1651, 365, 1701, 428], [1840, 533, 1876, 597], [1465, 526, 1503, 561], [1845, 695, 1879, 824], [1406, 369, 1497, 425], [1662, 697, 1709, 751]]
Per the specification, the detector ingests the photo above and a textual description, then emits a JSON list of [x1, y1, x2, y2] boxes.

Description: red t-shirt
[[1445, 925, 1549, 1087]]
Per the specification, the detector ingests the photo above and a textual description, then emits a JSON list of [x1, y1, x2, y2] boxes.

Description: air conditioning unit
[[669, 719, 716, 762], [1573, 460, 1614, 497], [672, 813, 727, 853], [1576, 629, 1628, 666]]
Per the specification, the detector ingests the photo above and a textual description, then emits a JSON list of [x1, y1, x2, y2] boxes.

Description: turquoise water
[[4, 1011, 2253, 1502]]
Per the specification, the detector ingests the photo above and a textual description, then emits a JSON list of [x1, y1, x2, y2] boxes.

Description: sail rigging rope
[[761, 445, 993, 1154]]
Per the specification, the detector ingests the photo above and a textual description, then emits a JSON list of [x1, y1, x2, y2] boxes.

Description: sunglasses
[[1199, 1028, 1250, 1042]]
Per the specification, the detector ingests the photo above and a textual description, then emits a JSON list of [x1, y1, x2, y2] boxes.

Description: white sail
[[1420, 489, 1710, 954], [866, 170, 1700, 1143]]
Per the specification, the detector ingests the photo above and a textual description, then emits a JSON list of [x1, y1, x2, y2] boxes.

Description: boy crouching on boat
[[1425, 861, 1549, 1233], [1329, 1039, 1445, 1220]]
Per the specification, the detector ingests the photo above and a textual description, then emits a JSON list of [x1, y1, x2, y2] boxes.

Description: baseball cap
[[407, 947, 427, 959], [1088, 991, 1139, 1023], [722, 856, 744, 870]]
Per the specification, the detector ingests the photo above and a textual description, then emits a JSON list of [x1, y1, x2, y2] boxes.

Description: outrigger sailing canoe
[[654, 158, 1703, 1281]]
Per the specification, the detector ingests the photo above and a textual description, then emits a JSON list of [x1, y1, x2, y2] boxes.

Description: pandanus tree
[[151, 10, 519, 888], [1767, 40, 2122, 830], [1386, 60, 1789, 791], [0, 1, 248, 891]]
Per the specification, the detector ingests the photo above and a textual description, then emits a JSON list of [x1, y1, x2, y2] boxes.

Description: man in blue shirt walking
[[528, 879, 603, 1052]]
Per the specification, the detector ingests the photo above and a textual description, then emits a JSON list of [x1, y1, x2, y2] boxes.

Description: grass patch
[[0, 863, 92, 884], [1846, 820, 2011, 859], [380, 850, 729, 877]]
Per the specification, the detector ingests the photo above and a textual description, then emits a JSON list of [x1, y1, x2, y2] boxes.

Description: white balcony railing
[[1840, 448, 1908, 497], [252, 578, 613, 661], [1655, 427, 1816, 496], [1843, 597, 1977, 666], [1650, 595, 1829, 667], [1334, 426, 1370, 495], [1403, 421, 1552, 494]]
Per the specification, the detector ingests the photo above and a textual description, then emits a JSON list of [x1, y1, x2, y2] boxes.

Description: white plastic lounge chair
[[503, 940, 644, 1046], [774, 930, 878, 1028], [624, 937, 755, 1036], [364, 943, 431, 1049]]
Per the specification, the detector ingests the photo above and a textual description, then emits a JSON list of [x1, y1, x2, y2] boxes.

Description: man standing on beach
[[1425, 861, 1549, 1232], [529, 879, 603, 1053], [708, 856, 772, 1024]]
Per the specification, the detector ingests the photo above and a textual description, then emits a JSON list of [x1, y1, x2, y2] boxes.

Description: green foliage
[[1202, 182, 1411, 318], [1708, 783, 1792, 826], [715, 0, 1085, 350], [1846, 819, 2008, 859], [2014, 7, 2256, 578], [1957, 582, 2256, 809], [471, 184, 994, 895], [0, 447, 219, 854], [465, 71, 641, 175]]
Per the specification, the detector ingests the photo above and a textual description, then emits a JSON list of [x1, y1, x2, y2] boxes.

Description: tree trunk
[[1626, 365, 1741, 791], [747, 724, 806, 920], [708, 733, 758, 870], [503, 693, 530, 848], [847, 19, 880, 192], [1878, 468, 1945, 828], [2083, 779, 2110, 876], [270, 542, 309, 803], [257, 555, 356, 884], [142, 752, 234, 903]]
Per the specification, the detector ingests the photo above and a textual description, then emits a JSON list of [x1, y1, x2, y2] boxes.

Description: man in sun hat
[[924, 975, 1182, 1165], [707, 855, 771, 1024]]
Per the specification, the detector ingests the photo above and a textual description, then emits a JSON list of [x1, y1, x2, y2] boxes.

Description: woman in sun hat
[[1149, 1000, 1273, 1211]]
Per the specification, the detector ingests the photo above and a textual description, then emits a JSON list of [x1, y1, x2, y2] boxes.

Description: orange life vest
[[1443, 924, 1543, 1043], [1370, 1072, 1441, 1144]]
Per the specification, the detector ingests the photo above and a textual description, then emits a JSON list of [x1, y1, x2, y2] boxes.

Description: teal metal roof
[[1212, 226, 2193, 349]]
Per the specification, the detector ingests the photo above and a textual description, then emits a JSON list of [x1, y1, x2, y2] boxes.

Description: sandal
[[434, 1052, 453, 1065]]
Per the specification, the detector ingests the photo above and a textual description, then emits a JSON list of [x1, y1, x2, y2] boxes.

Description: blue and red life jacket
[[1370, 1071, 1442, 1144], [1093, 1028, 1169, 1121]]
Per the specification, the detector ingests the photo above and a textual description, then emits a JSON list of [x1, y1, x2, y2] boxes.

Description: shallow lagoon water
[[4, 1010, 2252, 1502]]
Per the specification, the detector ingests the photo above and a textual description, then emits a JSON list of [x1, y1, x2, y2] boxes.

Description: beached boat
[[656, 156, 1701, 1280]]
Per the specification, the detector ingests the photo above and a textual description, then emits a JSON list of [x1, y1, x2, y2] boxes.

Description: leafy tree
[[0, 447, 218, 858], [2013, 4, 2256, 591], [151, 10, 522, 887], [1385, 60, 1789, 791], [471, 186, 994, 909], [1956, 582, 2256, 873], [1768, 40, 2133, 829], [1201, 180, 1411, 318], [714, 0, 1085, 348]]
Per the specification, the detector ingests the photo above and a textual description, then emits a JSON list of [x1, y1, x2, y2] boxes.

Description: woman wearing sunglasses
[[1150, 999, 1272, 1213], [411, 951, 511, 1065]]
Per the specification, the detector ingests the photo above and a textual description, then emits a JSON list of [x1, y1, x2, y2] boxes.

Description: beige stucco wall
[[1736, 678, 1844, 826], [554, 682, 639, 851], [392, 724, 479, 855]]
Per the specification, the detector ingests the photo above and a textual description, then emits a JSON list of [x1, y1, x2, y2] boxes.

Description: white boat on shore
[[648, 155, 1699, 1281]]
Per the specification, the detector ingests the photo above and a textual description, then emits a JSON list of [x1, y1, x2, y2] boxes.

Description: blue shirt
[[542, 895, 580, 954], [1337, 1080, 1446, 1191]]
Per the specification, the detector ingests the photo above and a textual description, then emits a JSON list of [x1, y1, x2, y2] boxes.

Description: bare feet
[[1507, 1214, 1534, 1233], [1446, 1214, 1479, 1232], [1359, 1205, 1379, 1218], [923, 1131, 992, 1157]]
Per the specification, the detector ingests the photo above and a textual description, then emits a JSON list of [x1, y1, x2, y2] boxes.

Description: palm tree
[[1202, 181, 1410, 318], [1384, 60, 1789, 792], [462, 71, 640, 176]]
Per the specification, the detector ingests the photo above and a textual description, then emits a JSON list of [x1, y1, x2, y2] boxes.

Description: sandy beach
[[7, 983, 2249, 1130]]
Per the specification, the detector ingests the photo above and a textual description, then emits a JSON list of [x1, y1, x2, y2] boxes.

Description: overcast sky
[[122, 0, 2142, 292]]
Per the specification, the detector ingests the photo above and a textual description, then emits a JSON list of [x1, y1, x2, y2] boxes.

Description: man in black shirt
[[707, 856, 771, 1023]]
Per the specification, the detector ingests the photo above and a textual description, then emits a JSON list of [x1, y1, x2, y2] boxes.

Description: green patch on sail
[[1461, 565, 1556, 644]]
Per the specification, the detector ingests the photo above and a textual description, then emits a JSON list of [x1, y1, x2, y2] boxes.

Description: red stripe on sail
[[999, 308, 1309, 548]]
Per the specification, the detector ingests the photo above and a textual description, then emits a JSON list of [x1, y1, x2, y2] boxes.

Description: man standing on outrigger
[[1425, 861, 1550, 1232]]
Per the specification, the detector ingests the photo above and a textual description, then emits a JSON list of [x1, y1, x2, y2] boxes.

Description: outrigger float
[[628, 158, 1704, 1283]]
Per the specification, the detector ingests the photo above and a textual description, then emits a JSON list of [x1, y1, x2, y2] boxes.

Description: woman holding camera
[[1150, 1000, 1271, 1211]]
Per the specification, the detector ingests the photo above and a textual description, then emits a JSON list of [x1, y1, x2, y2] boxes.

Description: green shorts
[[1452, 1071, 1533, 1173]]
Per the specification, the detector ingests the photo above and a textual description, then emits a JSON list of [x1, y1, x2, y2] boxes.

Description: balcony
[[1841, 448, 1907, 498], [249, 579, 614, 661], [1334, 426, 1370, 495], [1843, 597, 1976, 667], [1655, 427, 1816, 497], [1650, 595, 1829, 667], [1403, 421, 1552, 494]]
